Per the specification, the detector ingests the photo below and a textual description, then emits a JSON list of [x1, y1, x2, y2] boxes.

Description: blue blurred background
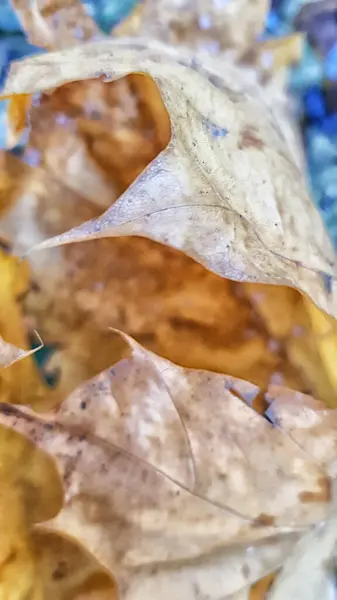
[[1, 0, 337, 246]]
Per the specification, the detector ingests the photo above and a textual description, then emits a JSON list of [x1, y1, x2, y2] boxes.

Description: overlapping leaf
[[1, 9, 337, 599], [3, 40, 335, 319], [0, 334, 336, 599], [2, 71, 336, 405]]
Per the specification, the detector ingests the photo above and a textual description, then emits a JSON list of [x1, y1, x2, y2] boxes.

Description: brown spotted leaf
[[0, 334, 336, 598], [3, 40, 336, 319], [2, 66, 336, 407]]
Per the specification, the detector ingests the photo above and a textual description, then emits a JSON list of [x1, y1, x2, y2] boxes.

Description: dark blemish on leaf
[[80, 401, 87, 410], [137, 332, 156, 344], [0, 403, 17, 416], [299, 476, 331, 503], [239, 126, 264, 150], [0, 239, 11, 253], [253, 513, 276, 526], [203, 118, 228, 138], [190, 57, 199, 71], [322, 272, 333, 295], [208, 73, 223, 89], [30, 280, 41, 293], [242, 563, 250, 579], [88, 109, 101, 121], [100, 463, 108, 474], [52, 560, 68, 580], [193, 582, 203, 599]]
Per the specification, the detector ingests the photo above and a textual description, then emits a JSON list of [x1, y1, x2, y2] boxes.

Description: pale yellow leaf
[[0, 334, 335, 598], [3, 40, 335, 320]]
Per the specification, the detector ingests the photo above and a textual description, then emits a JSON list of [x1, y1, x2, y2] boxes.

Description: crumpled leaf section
[[2, 40, 335, 319], [0, 333, 336, 599]]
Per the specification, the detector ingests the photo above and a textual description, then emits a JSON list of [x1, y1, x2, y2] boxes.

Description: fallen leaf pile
[[0, 1, 337, 598]]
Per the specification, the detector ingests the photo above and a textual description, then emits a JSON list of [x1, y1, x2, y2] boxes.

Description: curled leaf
[[3, 40, 335, 319], [1, 43, 336, 407], [0, 334, 335, 598]]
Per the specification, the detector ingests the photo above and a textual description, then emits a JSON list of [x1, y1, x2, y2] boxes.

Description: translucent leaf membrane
[[1, 71, 337, 408]]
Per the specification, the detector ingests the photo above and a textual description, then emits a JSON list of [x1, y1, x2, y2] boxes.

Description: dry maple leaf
[[0, 333, 336, 599], [1, 39, 337, 409], [0, 153, 335, 406], [2, 4, 336, 599], [2, 40, 335, 319]]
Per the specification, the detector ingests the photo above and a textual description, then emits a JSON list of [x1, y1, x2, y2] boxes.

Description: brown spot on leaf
[[299, 476, 331, 503], [253, 513, 275, 526], [239, 126, 264, 150], [52, 559, 68, 580]]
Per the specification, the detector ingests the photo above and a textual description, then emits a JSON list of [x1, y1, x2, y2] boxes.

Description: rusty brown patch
[[299, 476, 331, 503], [239, 126, 264, 150], [253, 513, 276, 527], [250, 572, 277, 599]]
